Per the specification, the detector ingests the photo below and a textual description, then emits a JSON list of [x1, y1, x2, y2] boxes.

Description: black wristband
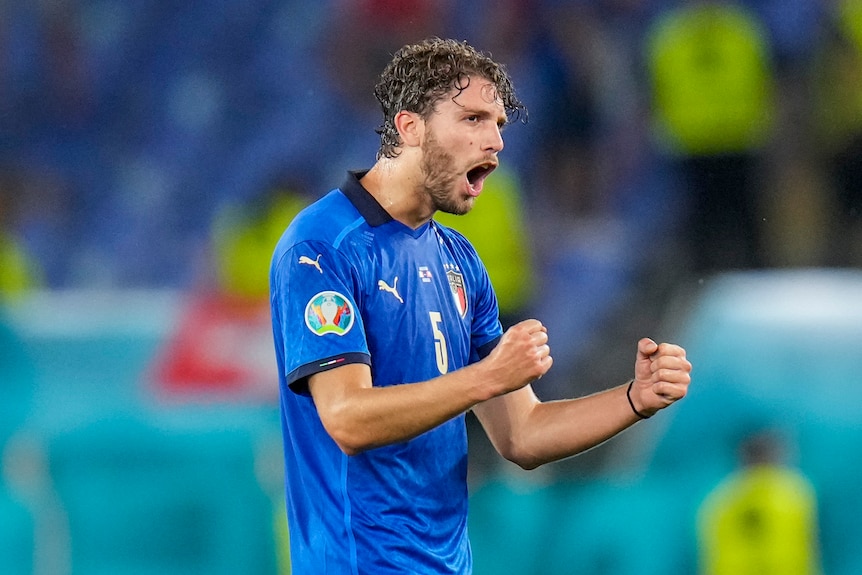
[[626, 380, 651, 419]]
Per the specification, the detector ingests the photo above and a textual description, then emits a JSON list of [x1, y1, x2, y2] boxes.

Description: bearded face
[[419, 128, 475, 216]]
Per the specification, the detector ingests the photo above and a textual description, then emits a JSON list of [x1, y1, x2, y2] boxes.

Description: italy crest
[[446, 268, 467, 318]]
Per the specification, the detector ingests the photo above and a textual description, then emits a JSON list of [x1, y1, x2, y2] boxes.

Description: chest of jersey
[[348, 222, 474, 385]]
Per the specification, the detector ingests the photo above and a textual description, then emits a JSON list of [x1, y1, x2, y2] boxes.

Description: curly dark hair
[[373, 38, 526, 159]]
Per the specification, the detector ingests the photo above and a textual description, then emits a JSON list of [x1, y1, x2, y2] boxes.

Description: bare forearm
[[516, 338, 691, 468], [476, 338, 691, 469], [321, 368, 489, 454], [506, 383, 641, 469]]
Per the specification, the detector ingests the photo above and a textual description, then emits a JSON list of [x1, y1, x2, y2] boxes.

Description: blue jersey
[[270, 171, 503, 574]]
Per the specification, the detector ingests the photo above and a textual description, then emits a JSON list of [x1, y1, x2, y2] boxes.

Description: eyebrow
[[463, 107, 508, 126]]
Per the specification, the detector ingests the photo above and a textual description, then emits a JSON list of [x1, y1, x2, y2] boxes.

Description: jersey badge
[[377, 277, 404, 304], [304, 291, 354, 336], [446, 268, 468, 318], [298, 254, 323, 273], [418, 266, 433, 283]]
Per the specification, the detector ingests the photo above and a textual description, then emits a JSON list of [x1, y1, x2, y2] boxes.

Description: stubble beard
[[420, 132, 474, 216]]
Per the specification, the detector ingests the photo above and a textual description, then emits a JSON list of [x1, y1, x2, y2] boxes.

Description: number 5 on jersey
[[429, 311, 448, 374]]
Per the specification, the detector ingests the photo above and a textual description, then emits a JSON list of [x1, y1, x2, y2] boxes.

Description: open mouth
[[466, 162, 497, 196]]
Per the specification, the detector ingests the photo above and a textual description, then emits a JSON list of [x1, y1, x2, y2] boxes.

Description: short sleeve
[[271, 240, 370, 393]]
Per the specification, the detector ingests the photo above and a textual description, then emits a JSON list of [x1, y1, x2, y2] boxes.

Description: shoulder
[[285, 190, 360, 243], [269, 190, 360, 274], [273, 190, 363, 253]]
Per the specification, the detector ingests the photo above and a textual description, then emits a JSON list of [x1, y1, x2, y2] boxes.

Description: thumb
[[637, 338, 658, 361]]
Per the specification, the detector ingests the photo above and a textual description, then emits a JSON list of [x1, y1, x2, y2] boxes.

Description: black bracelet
[[626, 380, 651, 419]]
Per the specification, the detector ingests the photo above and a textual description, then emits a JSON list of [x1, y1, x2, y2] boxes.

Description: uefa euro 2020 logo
[[305, 291, 355, 336]]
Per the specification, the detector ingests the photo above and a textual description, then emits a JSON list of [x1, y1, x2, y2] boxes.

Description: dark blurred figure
[[697, 428, 821, 575], [534, 1, 623, 220], [811, 0, 862, 266], [645, 0, 776, 274], [741, 0, 832, 269]]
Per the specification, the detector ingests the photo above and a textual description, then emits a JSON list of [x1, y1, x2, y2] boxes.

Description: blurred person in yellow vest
[[433, 166, 534, 330], [211, 177, 311, 301], [0, 232, 41, 302], [812, 0, 862, 266], [645, 0, 775, 273], [150, 177, 311, 398], [0, 176, 42, 303], [697, 429, 821, 575]]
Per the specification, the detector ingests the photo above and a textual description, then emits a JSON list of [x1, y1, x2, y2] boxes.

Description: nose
[[485, 124, 504, 154]]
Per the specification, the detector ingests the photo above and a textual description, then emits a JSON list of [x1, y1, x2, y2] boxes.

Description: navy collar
[[340, 170, 393, 228]]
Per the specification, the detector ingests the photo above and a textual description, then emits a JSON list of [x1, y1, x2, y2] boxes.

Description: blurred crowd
[[2, 0, 862, 319]]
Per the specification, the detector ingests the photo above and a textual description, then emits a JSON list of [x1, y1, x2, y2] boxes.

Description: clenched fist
[[630, 338, 692, 418], [484, 319, 554, 396]]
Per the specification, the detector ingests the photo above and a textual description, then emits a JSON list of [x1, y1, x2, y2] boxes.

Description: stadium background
[[2, 0, 862, 573]]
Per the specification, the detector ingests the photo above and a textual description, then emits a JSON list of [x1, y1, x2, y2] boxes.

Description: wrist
[[462, 361, 503, 404], [626, 379, 651, 420]]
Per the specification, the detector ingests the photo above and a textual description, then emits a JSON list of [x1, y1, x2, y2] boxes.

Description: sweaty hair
[[373, 37, 526, 159]]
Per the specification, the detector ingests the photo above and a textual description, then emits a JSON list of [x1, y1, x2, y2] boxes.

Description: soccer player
[[269, 37, 692, 574]]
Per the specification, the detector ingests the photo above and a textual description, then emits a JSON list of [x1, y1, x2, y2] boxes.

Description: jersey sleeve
[[271, 240, 370, 394]]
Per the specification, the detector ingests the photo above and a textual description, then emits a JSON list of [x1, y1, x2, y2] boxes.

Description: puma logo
[[377, 277, 404, 304], [298, 254, 323, 273]]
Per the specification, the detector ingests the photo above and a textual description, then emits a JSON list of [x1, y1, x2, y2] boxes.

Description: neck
[[361, 157, 434, 229]]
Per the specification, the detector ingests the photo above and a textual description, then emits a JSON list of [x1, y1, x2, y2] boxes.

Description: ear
[[394, 110, 424, 149]]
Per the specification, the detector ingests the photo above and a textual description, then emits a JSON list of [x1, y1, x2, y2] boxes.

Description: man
[[697, 429, 821, 575], [269, 38, 692, 574]]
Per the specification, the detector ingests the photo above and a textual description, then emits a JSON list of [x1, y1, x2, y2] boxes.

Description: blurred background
[[2, 0, 862, 573]]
